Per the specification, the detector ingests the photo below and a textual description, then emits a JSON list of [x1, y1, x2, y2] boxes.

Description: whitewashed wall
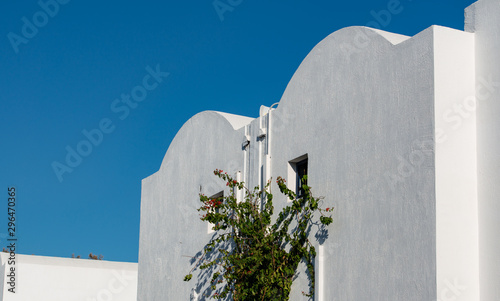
[[137, 0, 498, 300], [465, 1, 500, 300], [0, 254, 137, 301]]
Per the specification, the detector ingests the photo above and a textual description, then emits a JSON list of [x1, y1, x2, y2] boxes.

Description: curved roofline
[[272, 25, 430, 111], [158, 110, 252, 170], [155, 25, 421, 174]]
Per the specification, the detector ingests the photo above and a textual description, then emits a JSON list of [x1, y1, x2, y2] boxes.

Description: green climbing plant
[[184, 169, 333, 300]]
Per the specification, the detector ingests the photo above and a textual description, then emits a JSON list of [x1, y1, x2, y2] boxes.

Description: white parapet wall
[[0, 253, 137, 301]]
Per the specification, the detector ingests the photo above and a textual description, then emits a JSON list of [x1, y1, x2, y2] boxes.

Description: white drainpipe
[[266, 102, 279, 193]]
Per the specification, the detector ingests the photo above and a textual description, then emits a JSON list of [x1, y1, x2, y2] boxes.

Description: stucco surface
[[137, 2, 495, 299], [271, 26, 437, 300], [465, 1, 500, 300], [138, 111, 247, 300]]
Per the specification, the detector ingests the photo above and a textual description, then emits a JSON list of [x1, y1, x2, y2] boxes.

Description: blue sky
[[0, 0, 476, 263]]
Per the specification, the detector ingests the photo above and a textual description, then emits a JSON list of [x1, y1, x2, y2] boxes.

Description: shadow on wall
[[190, 234, 234, 301], [187, 217, 332, 300]]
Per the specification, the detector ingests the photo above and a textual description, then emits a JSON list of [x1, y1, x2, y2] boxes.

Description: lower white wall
[[0, 254, 137, 301]]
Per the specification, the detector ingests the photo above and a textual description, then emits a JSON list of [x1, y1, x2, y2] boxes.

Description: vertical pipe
[[318, 245, 325, 301], [258, 116, 264, 209], [243, 125, 249, 189], [235, 171, 242, 203], [267, 109, 272, 193], [267, 103, 279, 193]]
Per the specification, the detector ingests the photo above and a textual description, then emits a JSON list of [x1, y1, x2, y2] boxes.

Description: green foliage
[[184, 169, 333, 300]]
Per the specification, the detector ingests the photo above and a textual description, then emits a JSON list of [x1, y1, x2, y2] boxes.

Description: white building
[[0, 253, 137, 301], [138, 0, 500, 299]]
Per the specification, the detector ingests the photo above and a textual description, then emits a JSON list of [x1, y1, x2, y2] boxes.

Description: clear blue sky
[[0, 0, 476, 262]]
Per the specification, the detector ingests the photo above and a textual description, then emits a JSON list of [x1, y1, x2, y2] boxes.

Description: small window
[[288, 154, 308, 200], [296, 158, 308, 198], [207, 191, 223, 234]]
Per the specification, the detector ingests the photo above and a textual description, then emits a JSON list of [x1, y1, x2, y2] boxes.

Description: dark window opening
[[296, 158, 308, 198]]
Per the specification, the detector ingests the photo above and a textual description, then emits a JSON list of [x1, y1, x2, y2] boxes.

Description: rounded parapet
[[159, 110, 252, 171]]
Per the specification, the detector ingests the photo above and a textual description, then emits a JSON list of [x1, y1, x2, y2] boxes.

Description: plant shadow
[[191, 233, 234, 301]]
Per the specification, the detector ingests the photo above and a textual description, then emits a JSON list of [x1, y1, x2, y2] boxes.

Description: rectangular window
[[207, 191, 223, 234], [288, 154, 308, 200], [296, 158, 308, 198]]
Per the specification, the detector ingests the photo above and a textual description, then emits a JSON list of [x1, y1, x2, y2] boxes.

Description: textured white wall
[[138, 2, 491, 300], [138, 111, 251, 300], [433, 26, 478, 301], [465, 0, 500, 300], [0, 254, 137, 301], [268, 26, 436, 300]]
